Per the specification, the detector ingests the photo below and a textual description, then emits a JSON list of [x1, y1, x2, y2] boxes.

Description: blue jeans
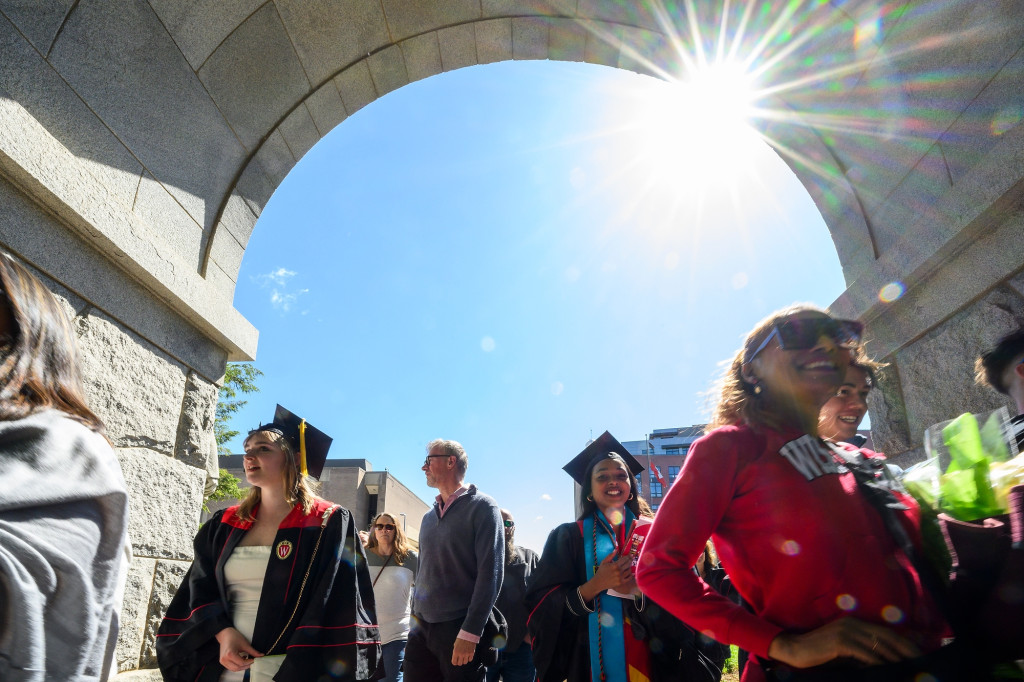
[[484, 645, 535, 682], [382, 639, 407, 682]]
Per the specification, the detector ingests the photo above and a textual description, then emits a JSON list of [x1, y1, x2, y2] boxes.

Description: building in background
[[209, 457, 432, 546], [623, 426, 705, 512], [622, 425, 873, 511]]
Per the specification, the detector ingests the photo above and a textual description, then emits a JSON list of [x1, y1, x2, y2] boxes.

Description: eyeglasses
[[503, 520, 515, 528], [423, 454, 450, 467], [745, 317, 863, 363], [374, 523, 396, 531]]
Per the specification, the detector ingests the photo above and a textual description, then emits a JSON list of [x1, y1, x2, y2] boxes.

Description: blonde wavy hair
[[236, 429, 320, 522], [366, 512, 412, 565], [707, 304, 879, 432]]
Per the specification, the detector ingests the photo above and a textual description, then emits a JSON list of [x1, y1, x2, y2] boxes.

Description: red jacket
[[636, 424, 946, 682]]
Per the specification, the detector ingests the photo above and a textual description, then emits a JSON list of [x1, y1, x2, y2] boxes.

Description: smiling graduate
[[524, 432, 718, 682]]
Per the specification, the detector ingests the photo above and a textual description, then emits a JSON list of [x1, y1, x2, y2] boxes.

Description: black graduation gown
[[156, 499, 382, 681], [524, 521, 720, 682]]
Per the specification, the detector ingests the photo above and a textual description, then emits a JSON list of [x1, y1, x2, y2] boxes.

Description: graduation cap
[[563, 430, 645, 485], [250, 404, 333, 480]]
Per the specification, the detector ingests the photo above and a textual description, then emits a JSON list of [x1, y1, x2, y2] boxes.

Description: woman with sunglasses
[[636, 305, 962, 682], [365, 512, 419, 682]]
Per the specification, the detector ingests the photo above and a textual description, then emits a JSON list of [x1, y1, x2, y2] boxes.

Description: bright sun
[[627, 61, 760, 187]]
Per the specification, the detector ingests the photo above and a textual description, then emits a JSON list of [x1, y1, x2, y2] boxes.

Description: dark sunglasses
[[423, 454, 450, 467], [374, 523, 396, 531], [745, 317, 863, 363], [503, 520, 515, 528]]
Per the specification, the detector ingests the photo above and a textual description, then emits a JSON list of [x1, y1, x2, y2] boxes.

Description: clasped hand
[[592, 553, 638, 595], [215, 627, 263, 672]]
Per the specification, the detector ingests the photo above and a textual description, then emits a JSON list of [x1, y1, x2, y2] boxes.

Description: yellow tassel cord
[[298, 420, 308, 477]]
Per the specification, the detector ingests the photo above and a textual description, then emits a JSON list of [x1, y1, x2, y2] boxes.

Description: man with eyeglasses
[[406, 439, 505, 682], [487, 510, 539, 682], [976, 327, 1024, 451]]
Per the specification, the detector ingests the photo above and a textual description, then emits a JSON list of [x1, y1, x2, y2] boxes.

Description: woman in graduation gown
[[157, 406, 381, 682], [525, 432, 720, 682]]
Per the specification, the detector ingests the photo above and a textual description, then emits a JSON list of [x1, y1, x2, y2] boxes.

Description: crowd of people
[[2, 250, 1023, 682]]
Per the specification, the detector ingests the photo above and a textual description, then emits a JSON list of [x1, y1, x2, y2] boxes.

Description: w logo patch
[[779, 435, 841, 481], [275, 540, 293, 560]]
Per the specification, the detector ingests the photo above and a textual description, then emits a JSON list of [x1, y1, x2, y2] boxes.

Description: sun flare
[[618, 60, 762, 193]]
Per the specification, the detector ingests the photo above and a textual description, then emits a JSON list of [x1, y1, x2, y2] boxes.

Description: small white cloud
[[259, 267, 296, 286], [270, 287, 309, 312], [255, 267, 307, 313], [534, 515, 544, 521], [481, 336, 496, 352], [540, 494, 552, 501], [551, 381, 564, 396]]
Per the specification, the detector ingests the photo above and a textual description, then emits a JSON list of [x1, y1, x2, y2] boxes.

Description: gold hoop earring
[[587, 495, 594, 502]]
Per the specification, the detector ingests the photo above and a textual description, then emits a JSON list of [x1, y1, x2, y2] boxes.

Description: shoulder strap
[[826, 443, 956, 626]]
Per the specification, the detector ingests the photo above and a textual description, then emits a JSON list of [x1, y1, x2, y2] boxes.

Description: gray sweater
[[0, 410, 129, 681], [412, 485, 504, 636]]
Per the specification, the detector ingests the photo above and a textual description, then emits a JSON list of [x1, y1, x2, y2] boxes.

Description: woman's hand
[[767, 618, 922, 669], [579, 553, 635, 602], [215, 627, 263, 672]]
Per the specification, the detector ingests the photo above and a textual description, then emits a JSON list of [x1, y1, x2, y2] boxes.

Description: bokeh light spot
[[836, 594, 858, 611], [599, 611, 616, 627], [731, 272, 749, 289], [881, 605, 904, 623], [878, 281, 905, 303], [480, 336, 495, 352], [492, 634, 507, 649], [991, 106, 1023, 136], [780, 540, 801, 556], [914, 674, 937, 682], [608, 509, 624, 526], [550, 381, 564, 396]]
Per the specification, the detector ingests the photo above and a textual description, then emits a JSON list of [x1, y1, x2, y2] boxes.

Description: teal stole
[[582, 508, 635, 682]]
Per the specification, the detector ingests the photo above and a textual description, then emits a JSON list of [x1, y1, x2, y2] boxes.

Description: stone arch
[[2, 1, 1024, 675]]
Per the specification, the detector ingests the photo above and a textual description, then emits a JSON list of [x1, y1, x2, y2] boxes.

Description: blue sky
[[226, 60, 847, 552]]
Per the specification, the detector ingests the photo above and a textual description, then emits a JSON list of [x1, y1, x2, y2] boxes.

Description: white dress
[[219, 546, 286, 682]]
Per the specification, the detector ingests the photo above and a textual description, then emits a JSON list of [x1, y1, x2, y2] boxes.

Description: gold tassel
[[298, 420, 308, 478]]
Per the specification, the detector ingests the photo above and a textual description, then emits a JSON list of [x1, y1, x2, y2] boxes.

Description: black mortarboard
[[562, 430, 645, 485], [250, 404, 333, 480]]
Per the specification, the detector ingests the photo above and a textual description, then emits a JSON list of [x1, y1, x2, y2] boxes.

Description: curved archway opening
[[230, 60, 846, 548]]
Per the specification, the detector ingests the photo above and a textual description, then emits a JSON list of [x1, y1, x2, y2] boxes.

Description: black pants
[[404, 617, 489, 682]]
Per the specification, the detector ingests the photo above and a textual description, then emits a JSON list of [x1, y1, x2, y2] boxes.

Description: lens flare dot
[[836, 594, 857, 611], [731, 272, 749, 289], [914, 675, 937, 682], [608, 510, 624, 526], [991, 106, 1023, 136], [878, 281, 905, 303], [780, 540, 801, 556], [881, 605, 904, 623], [599, 611, 616, 627], [480, 336, 495, 352]]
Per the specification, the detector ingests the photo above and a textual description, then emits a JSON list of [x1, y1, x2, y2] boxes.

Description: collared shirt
[[435, 484, 470, 519]]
